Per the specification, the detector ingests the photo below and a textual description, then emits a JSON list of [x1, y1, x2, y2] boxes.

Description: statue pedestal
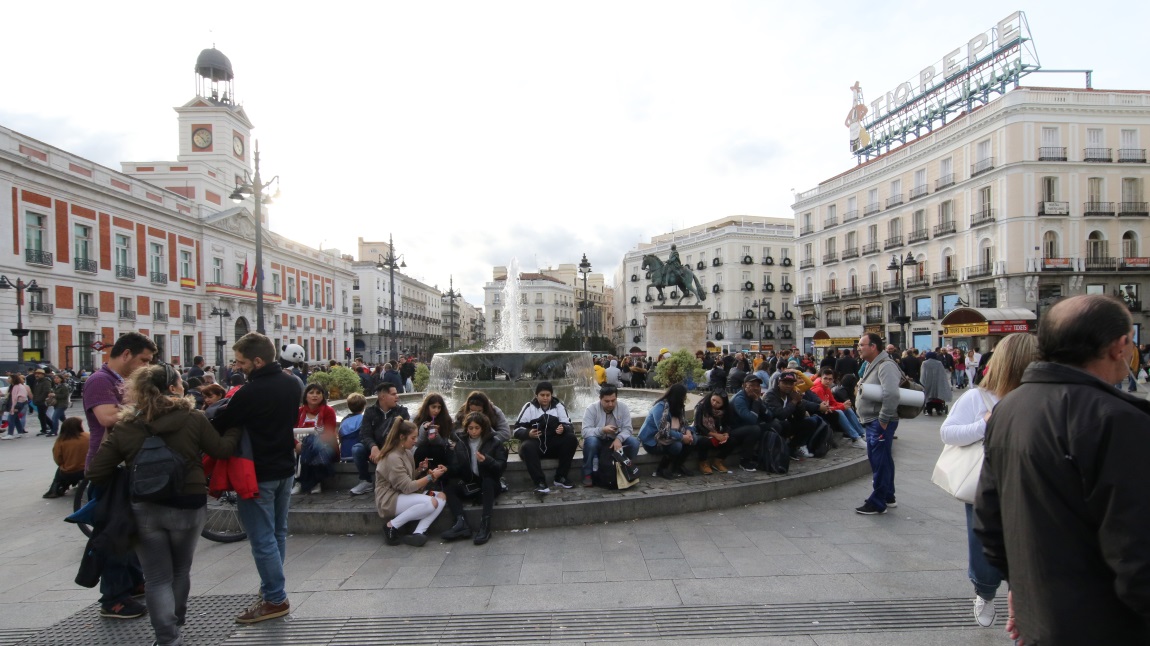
[[646, 307, 708, 356]]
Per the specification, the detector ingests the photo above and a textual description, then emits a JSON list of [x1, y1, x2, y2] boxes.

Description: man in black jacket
[[834, 349, 859, 379], [350, 383, 410, 495], [212, 333, 302, 625], [975, 295, 1150, 645], [762, 371, 827, 459]]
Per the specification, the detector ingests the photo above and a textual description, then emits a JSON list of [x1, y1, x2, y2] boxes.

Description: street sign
[[90, 341, 106, 351]]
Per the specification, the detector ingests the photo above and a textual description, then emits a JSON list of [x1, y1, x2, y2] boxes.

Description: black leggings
[[444, 473, 500, 516], [49, 468, 84, 495]]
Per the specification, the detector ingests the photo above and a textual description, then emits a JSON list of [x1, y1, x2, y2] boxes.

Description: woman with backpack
[[86, 363, 242, 646]]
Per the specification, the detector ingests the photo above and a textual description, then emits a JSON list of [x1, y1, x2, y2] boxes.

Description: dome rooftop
[[195, 48, 234, 83]]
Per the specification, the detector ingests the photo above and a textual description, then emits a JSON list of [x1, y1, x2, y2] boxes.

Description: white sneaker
[[796, 446, 813, 459], [349, 481, 374, 496], [311, 484, 322, 495], [850, 438, 867, 449], [290, 483, 302, 495], [974, 595, 996, 627], [0, 435, 13, 440]]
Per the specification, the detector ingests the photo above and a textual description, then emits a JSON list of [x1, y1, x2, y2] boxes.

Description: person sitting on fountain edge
[[512, 381, 576, 494], [580, 385, 639, 487]]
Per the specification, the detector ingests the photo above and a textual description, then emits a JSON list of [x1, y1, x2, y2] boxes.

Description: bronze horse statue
[[642, 254, 706, 306]]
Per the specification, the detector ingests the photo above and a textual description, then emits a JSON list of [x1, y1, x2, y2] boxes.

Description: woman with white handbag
[[935, 333, 1038, 629]]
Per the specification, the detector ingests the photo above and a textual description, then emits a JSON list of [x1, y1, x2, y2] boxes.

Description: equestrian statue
[[642, 245, 706, 306]]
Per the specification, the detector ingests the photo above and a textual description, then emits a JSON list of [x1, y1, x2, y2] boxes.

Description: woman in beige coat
[[374, 418, 447, 546]]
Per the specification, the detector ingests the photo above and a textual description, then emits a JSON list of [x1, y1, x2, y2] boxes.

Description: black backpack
[[757, 429, 790, 474], [592, 444, 640, 490], [809, 419, 832, 458], [130, 424, 186, 502]]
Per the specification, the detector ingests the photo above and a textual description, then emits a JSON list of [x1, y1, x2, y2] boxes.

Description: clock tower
[[174, 47, 254, 182]]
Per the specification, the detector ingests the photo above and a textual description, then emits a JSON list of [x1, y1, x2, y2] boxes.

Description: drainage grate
[[223, 597, 1004, 645], [15, 594, 257, 646]]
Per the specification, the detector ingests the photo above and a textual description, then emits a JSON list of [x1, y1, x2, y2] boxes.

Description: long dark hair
[[461, 411, 493, 443], [57, 417, 85, 441], [695, 390, 728, 426], [455, 390, 496, 427], [656, 383, 688, 417], [414, 392, 453, 429]]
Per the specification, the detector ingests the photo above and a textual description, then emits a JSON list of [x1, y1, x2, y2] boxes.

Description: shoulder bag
[[930, 389, 995, 504]]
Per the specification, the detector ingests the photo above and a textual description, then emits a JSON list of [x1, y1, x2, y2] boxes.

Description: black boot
[[672, 453, 693, 477], [655, 456, 674, 480], [441, 515, 471, 541], [402, 532, 429, 547], [473, 516, 492, 545], [384, 524, 401, 546]]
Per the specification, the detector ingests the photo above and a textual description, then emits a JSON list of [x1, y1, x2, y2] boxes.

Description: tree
[[556, 325, 581, 351], [306, 365, 363, 400], [414, 363, 430, 392], [653, 350, 704, 389]]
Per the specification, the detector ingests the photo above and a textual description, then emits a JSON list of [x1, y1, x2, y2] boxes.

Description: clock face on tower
[[233, 135, 244, 156], [192, 128, 212, 149]]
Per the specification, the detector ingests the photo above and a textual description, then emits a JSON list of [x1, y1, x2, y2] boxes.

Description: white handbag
[[930, 389, 995, 504]]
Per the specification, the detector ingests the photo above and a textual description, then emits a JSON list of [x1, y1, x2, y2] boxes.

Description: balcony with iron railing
[[1118, 148, 1147, 163], [861, 283, 881, 297], [845, 311, 862, 325], [800, 258, 815, 269], [1038, 146, 1067, 161], [822, 252, 839, 265], [1083, 201, 1115, 216], [884, 235, 904, 250], [183, 314, 196, 324], [864, 202, 881, 216], [886, 194, 903, 208], [29, 302, 53, 314], [971, 157, 995, 176], [352, 305, 362, 314], [1084, 256, 1117, 271], [288, 296, 297, 305], [75, 305, 98, 318], [153, 312, 168, 322], [841, 246, 859, 260], [801, 315, 818, 329], [862, 242, 881, 255], [797, 294, 814, 305], [842, 209, 859, 223], [1118, 202, 1149, 216], [908, 228, 929, 244], [116, 265, 135, 279], [970, 208, 996, 227], [25, 248, 53, 266], [905, 275, 930, 289], [302, 299, 310, 307], [800, 224, 814, 236], [935, 174, 955, 190], [912, 310, 933, 321], [150, 272, 168, 285], [882, 280, 902, 293], [825, 315, 842, 327], [821, 289, 840, 302], [118, 309, 136, 321], [967, 263, 994, 279], [1084, 147, 1112, 162], [933, 220, 956, 237], [840, 287, 859, 299], [823, 215, 838, 228], [74, 257, 97, 273], [865, 312, 884, 324], [933, 270, 957, 283]]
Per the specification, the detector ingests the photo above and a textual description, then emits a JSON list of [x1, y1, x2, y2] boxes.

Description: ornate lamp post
[[375, 234, 406, 363], [229, 141, 280, 335], [0, 275, 40, 361], [753, 298, 768, 351], [209, 305, 231, 376], [888, 252, 918, 350], [578, 253, 592, 350], [444, 276, 461, 351]]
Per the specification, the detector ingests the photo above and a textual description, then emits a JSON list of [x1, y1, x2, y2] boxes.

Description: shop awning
[[940, 307, 1035, 336]]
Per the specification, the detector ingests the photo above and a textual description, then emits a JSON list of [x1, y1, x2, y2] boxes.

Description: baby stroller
[[923, 398, 949, 416]]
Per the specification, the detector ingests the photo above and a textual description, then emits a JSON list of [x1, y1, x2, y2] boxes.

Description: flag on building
[[241, 259, 249, 288]]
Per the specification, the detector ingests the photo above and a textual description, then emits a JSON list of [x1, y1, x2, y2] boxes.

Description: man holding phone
[[512, 382, 576, 494]]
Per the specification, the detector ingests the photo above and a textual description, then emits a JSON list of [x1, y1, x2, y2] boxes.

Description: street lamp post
[[444, 276, 461, 351], [375, 234, 406, 363], [209, 305, 231, 376], [0, 275, 40, 361], [887, 252, 918, 350], [753, 299, 767, 351], [229, 141, 280, 335], [578, 253, 592, 351]]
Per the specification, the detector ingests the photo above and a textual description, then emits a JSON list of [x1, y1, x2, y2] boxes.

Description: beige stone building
[[793, 87, 1150, 353]]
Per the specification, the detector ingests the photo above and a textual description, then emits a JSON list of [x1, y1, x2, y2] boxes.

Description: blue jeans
[[51, 405, 68, 433], [965, 503, 1004, 600], [582, 435, 640, 476], [863, 419, 897, 511], [836, 409, 865, 440], [236, 476, 292, 604], [7, 401, 27, 435], [351, 442, 373, 482]]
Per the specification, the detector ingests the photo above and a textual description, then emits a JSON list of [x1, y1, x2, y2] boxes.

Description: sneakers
[[534, 482, 551, 494], [712, 459, 729, 474], [855, 502, 887, 515], [795, 446, 813, 460], [311, 484, 322, 495], [582, 475, 593, 487], [290, 483, 302, 495], [349, 481, 374, 496], [552, 477, 574, 489], [401, 532, 429, 547], [699, 460, 713, 475], [235, 598, 291, 624], [974, 595, 996, 627], [886, 496, 898, 508], [100, 598, 146, 619], [850, 438, 867, 449], [739, 460, 757, 472], [42, 490, 61, 499]]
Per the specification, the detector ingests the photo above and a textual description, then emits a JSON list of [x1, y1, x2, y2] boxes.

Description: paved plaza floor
[[0, 401, 1018, 644]]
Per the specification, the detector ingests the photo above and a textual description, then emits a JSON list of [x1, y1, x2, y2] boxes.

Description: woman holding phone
[[375, 418, 447, 546], [413, 393, 454, 481]]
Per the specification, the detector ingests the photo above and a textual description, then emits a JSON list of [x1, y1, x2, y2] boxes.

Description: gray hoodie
[[604, 360, 621, 386], [856, 351, 901, 424]]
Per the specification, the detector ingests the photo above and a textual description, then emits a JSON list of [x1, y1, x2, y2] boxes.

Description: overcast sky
[[3, 1, 1148, 304]]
